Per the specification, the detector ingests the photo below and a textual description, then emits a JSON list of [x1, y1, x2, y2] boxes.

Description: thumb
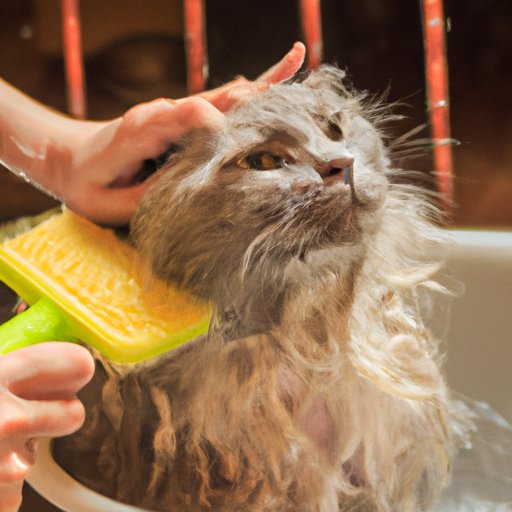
[[67, 182, 148, 226]]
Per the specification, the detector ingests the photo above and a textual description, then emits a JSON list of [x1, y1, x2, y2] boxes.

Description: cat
[[54, 66, 463, 511]]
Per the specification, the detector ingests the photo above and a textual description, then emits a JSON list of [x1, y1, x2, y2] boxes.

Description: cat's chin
[[314, 182, 385, 235]]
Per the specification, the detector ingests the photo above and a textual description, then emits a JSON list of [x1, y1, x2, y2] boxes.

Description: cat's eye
[[237, 152, 284, 171], [327, 121, 343, 141]]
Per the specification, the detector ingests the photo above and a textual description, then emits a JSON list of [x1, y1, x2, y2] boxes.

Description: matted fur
[[54, 67, 464, 511]]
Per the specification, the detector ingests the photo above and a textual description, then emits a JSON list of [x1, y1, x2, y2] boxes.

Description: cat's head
[[132, 67, 390, 302]]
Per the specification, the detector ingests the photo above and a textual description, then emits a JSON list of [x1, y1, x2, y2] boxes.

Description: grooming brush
[[0, 209, 211, 364]]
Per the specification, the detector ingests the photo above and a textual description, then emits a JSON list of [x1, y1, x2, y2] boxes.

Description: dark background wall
[[0, 0, 511, 226]]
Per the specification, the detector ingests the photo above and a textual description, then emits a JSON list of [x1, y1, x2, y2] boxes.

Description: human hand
[[58, 42, 305, 224], [0, 343, 94, 512], [58, 97, 225, 225], [0, 43, 305, 226]]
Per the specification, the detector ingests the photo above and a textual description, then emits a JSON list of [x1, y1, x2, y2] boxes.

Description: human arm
[[0, 81, 225, 225], [0, 42, 305, 225]]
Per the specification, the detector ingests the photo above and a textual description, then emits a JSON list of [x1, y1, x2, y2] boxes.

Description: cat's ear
[[302, 65, 349, 97]]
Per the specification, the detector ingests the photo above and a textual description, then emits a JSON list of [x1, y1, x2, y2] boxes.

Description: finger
[[1, 343, 94, 401], [0, 445, 36, 485], [198, 79, 267, 112], [256, 42, 306, 84], [196, 77, 264, 107], [1, 395, 86, 439], [0, 481, 23, 512], [28, 399, 86, 437], [198, 43, 305, 112], [197, 43, 306, 112], [68, 182, 148, 226]]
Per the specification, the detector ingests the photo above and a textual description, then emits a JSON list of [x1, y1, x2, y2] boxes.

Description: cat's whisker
[[343, 164, 358, 202]]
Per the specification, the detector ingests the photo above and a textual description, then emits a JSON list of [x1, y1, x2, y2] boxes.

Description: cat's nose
[[316, 157, 354, 184]]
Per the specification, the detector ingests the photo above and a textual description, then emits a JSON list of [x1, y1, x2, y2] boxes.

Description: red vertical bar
[[61, 0, 87, 119], [422, 0, 453, 207], [184, 0, 208, 94], [299, 0, 323, 70]]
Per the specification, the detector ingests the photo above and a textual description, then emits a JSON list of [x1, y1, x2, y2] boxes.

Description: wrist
[[0, 79, 98, 201], [28, 118, 93, 202]]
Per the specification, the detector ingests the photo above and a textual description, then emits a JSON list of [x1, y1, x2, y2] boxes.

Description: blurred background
[[0, 0, 511, 227]]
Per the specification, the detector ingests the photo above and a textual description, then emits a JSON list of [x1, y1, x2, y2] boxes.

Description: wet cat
[[54, 66, 460, 511]]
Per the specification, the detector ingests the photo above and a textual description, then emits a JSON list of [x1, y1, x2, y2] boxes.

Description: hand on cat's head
[[58, 43, 304, 225]]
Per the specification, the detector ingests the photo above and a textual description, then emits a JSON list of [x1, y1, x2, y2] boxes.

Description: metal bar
[[61, 0, 87, 119], [299, 0, 323, 70], [421, 0, 453, 206], [184, 0, 208, 94]]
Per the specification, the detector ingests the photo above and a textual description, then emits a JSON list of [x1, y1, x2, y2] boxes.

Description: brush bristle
[[0, 209, 211, 363]]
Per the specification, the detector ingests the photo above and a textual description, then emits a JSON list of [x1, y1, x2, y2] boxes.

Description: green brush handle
[[0, 297, 79, 354]]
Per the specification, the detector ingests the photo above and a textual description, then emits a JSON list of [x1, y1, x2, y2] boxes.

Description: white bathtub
[[442, 229, 512, 424], [27, 229, 512, 511]]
